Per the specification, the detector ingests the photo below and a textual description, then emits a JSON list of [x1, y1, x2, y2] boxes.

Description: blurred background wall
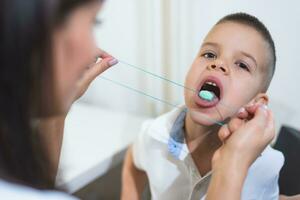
[[79, 0, 300, 131]]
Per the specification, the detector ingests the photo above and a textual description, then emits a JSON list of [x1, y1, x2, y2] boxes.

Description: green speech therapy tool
[[199, 90, 215, 101]]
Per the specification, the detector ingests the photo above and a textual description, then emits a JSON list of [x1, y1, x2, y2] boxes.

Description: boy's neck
[[184, 112, 223, 176], [184, 112, 222, 153]]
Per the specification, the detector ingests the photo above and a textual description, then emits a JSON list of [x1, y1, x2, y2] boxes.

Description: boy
[[122, 13, 284, 200]]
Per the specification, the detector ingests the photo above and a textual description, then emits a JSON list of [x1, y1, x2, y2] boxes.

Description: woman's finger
[[246, 105, 269, 134], [82, 48, 118, 85], [236, 107, 249, 119], [245, 103, 265, 117], [73, 49, 118, 100], [85, 56, 118, 83], [92, 48, 118, 74], [236, 103, 267, 121], [228, 118, 244, 133], [95, 48, 112, 59], [218, 125, 231, 142]]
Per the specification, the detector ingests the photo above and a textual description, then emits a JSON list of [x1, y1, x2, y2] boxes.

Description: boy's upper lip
[[196, 75, 224, 100]]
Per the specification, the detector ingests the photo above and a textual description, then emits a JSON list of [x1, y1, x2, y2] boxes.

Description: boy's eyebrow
[[201, 42, 219, 48]]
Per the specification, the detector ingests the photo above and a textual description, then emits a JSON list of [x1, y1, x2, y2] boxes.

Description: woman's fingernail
[[108, 58, 118, 66], [262, 104, 268, 110], [259, 104, 268, 115], [238, 107, 245, 114]]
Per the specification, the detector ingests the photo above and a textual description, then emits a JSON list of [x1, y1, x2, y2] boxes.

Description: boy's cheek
[[190, 57, 207, 71], [224, 87, 257, 112], [186, 65, 207, 87], [185, 71, 199, 89]]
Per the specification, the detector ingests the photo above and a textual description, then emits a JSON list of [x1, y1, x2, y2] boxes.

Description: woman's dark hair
[[0, 0, 97, 189]]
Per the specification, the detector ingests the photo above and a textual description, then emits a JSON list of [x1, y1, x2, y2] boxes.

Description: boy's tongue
[[196, 90, 220, 108], [199, 90, 216, 101]]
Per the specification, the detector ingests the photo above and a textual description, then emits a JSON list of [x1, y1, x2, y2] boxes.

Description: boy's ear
[[248, 93, 269, 106]]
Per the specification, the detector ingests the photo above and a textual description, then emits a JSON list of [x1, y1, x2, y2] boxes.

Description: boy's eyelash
[[236, 61, 250, 72], [201, 52, 217, 59]]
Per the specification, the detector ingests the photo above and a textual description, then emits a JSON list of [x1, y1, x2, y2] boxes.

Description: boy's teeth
[[205, 81, 217, 86]]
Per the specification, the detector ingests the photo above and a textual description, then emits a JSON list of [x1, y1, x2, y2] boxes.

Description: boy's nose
[[208, 63, 229, 75]]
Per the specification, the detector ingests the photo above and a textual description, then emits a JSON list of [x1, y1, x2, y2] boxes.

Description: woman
[[0, 0, 287, 199], [0, 0, 117, 198]]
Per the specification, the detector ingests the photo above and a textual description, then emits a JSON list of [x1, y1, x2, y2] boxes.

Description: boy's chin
[[188, 110, 223, 127]]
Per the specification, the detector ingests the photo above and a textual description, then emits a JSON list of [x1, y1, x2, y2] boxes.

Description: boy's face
[[185, 22, 270, 126]]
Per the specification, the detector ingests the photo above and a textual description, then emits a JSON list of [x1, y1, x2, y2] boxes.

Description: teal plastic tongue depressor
[[199, 90, 215, 101]]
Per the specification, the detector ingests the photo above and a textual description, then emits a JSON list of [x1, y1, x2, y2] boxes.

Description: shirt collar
[[147, 105, 185, 142], [168, 108, 188, 160], [147, 105, 189, 160]]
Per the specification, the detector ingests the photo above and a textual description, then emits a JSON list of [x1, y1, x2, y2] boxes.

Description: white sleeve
[[241, 146, 285, 200], [260, 174, 281, 200], [132, 120, 153, 171], [259, 148, 284, 200]]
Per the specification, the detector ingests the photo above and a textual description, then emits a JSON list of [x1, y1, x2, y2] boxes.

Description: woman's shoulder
[[0, 179, 78, 200]]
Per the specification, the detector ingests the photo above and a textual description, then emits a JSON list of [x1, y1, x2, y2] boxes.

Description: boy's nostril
[[211, 64, 216, 69], [220, 67, 226, 72]]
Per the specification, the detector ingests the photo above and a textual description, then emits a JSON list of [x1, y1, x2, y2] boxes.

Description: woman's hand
[[74, 48, 118, 101], [42, 49, 117, 177], [206, 104, 275, 200], [213, 104, 275, 170]]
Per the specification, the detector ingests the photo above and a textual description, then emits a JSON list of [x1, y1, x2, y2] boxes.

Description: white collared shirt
[[132, 106, 284, 200]]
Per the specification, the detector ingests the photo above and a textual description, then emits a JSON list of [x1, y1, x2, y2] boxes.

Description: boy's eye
[[202, 52, 216, 59], [236, 61, 250, 72]]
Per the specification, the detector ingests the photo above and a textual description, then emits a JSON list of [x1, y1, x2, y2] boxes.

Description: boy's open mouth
[[200, 81, 221, 99], [194, 76, 223, 108]]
